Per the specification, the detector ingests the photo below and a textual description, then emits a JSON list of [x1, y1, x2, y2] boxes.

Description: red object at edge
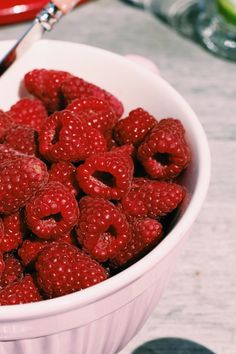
[[0, 0, 89, 25]]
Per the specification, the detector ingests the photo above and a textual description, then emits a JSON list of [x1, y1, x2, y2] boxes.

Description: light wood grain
[[1, 0, 236, 353]]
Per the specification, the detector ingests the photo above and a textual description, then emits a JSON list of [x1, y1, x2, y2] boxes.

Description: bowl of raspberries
[[0, 40, 210, 354]]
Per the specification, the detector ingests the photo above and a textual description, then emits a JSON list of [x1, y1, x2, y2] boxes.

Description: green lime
[[217, 0, 236, 25]]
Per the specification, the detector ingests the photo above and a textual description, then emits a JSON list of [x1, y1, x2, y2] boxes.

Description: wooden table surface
[[1, 1, 236, 353]]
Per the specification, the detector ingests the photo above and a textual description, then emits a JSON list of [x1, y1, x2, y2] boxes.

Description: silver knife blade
[[0, 2, 63, 77], [0, 20, 44, 77]]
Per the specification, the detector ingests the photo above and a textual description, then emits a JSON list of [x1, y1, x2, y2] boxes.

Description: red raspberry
[[7, 98, 48, 131], [0, 275, 42, 305], [0, 212, 23, 253], [76, 147, 134, 200], [49, 162, 79, 196], [18, 233, 74, 266], [0, 156, 48, 214], [138, 118, 191, 179], [24, 69, 72, 112], [35, 242, 108, 298], [61, 76, 124, 117], [111, 218, 163, 267], [0, 144, 25, 164], [104, 129, 117, 150], [0, 252, 4, 278], [67, 97, 118, 134], [25, 182, 79, 240], [0, 110, 13, 142], [58, 232, 75, 245], [0, 254, 23, 289], [111, 144, 135, 157], [4, 125, 37, 156], [130, 177, 150, 188], [39, 110, 107, 163], [157, 117, 186, 136], [121, 179, 185, 218], [114, 108, 156, 146], [77, 197, 131, 262], [18, 238, 49, 266]]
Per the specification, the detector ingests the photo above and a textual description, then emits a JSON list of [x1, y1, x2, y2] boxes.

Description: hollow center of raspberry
[[42, 212, 63, 223], [92, 171, 116, 188], [107, 225, 117, 237], [51, 124, 62, 145], [153, 153, 170, 166]]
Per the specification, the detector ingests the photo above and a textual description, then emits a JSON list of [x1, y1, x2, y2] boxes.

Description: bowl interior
[[0, 40, 210, 316], [0, 40, 198, 193]]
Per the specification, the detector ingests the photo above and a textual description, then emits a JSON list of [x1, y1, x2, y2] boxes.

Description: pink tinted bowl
[[0, 40, 210, 354]]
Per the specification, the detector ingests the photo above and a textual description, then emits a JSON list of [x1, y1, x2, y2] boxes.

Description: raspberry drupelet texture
[[138, 118, 191, 179], [0, 252, 4, 278], [0, 275, 42, 305], [49, 162, 79, 196], [129, 177, 150, 188], [25, 182, 79, 240], [76, 147, 134, 200], [111, 144, 135, 157], [67, 96, 118, 134], [61, 76, 124, 117], [0, 254, 23, 289], [0, 144, 25, 164], [121, 178, 185, 218], [18, 233, 74, 266], [35, 242, 108, 298], [0, 110, 13, 143], [77, 196, 131, 262], [0, 212, 24, 253], [4, 125, 38, 156], [114, 108, 157, 146], [24, 69, 72, 112], [104, 129, 117, 150], [39, 110, 107, 163], [18, 238, 50, 266], [7, 98, 48, 131], [0, 156, 48, 214], [111, 218, 163, 267]]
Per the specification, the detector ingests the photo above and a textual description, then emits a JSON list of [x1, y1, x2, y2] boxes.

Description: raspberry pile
[[0, 69, 191, 305]]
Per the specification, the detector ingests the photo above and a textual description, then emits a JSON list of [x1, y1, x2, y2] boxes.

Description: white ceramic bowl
[[0, 40, 210, 354]]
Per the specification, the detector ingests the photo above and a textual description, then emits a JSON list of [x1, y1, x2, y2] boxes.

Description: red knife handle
[[0, 0, 90, 26]]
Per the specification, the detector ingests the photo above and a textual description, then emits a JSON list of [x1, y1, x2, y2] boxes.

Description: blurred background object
[[123, 0, 236, 60], [131, 337, 216, 354], [196, 0, 236, 61], [0, 0, 90, 25]]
